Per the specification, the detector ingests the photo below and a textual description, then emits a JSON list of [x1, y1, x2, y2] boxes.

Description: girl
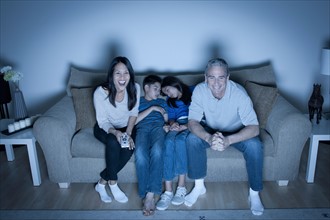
[[156, 76, 193, 210]]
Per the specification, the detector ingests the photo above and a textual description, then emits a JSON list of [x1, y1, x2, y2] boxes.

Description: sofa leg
[[277, 180, 289, 186], [58, 182, 70, 188]]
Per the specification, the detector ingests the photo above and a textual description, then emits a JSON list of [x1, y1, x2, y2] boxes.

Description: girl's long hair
[[161, 76, 191, 108]]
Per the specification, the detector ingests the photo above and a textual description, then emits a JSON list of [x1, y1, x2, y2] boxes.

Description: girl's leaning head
[[161, 76, 192, 107], [161, 76, 184, 99]]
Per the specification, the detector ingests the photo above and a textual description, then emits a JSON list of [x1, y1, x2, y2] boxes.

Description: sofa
[[33, 63, 312, 188]]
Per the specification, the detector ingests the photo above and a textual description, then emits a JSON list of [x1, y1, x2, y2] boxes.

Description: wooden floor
[[0, 140, 329, 211]]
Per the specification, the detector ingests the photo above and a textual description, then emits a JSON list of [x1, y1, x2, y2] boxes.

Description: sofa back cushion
[[67, 67, 107, 97], [230, 63, 276, 86], [67, 63, 277, 129], [135, 72, 204, 96], [67, 63, 276, 96]]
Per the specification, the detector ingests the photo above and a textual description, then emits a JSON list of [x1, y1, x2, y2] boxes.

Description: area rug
[[1, 208, 329, 220]]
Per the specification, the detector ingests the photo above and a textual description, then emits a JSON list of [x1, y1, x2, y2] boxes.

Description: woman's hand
[[128, 134, 135, 150], [110, 129, 123, 143]]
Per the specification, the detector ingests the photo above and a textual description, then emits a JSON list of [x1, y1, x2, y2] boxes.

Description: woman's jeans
[[186, 130, 264, 191], [163, 130, 189, 180], [94, 124, 134, 181], [134, 126, 165, 198]]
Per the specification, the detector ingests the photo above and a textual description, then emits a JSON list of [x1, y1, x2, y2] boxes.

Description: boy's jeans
[[134, 126, 165, 198]]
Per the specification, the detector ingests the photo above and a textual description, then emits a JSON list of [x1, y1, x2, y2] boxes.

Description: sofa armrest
[[266, 95, 312, 180], [33, 96, 76, 183]]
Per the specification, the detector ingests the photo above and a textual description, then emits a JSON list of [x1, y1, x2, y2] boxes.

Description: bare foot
[[143, 197, 155, 216]]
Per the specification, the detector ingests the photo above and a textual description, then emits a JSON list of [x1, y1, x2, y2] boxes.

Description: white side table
[[305, 117, 330, 183], [0, 119, 41, 186]]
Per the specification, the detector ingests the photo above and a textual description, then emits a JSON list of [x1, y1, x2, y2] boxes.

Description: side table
[[0, 119, 41, 186], [305, 117, 330, 183]]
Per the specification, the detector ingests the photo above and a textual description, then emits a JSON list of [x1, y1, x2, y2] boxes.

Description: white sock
[[109, 183, 128, 203], [249, 188, 264, 216], [195, 179, 205, 188], [184, 179, 206, 207], [95, 183, 112, 203], [164, 191, 173, 197], [164, 190, 173, 196]]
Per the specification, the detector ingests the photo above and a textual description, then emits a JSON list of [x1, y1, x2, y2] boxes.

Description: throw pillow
[[244, 81, 278, 129], [71, 87, 96, 131]]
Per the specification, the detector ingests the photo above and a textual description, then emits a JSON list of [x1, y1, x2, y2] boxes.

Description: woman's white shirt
[[93, 83, 140, 133]]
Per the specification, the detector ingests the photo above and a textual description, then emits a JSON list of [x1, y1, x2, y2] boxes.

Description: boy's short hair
[[142, 75, 162, 91]]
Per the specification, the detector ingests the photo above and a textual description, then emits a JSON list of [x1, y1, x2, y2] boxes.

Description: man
[[184, 58, 264, 216]]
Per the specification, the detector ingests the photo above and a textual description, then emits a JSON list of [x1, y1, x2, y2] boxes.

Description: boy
[[134, 75, 168, 216]]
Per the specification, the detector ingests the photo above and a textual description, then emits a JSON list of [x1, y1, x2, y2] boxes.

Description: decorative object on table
[[1, 66, 28, 120], [0, 73, 12, 118], [308, 84, 324, 124], [1, 116, 36, 136], [320, 48, 330, 119]]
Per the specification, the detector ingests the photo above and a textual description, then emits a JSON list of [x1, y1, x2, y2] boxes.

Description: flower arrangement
[[1, 66, 23, 90], [1, 66, 23, 82]]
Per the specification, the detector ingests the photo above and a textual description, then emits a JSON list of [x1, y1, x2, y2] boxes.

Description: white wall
[[1, 0, 329, 116]]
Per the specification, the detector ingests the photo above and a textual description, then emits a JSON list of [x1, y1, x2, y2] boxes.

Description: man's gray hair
[[205, 58, 229, 76]]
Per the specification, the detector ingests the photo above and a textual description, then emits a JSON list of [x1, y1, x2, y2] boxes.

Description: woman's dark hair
[[161, 76, 192, 108], [103, 56, 137, 110]]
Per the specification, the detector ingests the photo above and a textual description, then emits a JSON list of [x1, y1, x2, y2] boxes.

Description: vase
[[13, 82, 28, 120]]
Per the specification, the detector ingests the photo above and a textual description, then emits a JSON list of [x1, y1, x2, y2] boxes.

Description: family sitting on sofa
[[92, 56, 264, 216]]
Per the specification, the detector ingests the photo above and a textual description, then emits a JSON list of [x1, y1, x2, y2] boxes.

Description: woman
[[93, 56, 140, 203], [156, 76, 193, 211]]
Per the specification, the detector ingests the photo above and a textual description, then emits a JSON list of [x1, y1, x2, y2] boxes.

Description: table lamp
[[320, 48, 330, 119], [321, 48, 330, 77]]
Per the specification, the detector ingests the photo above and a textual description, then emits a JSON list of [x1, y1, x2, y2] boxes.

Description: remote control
[[120, 133, 129, 148]]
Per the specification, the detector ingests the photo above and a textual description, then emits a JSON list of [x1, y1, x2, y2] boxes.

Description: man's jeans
[[134, 126, 165, 198], [186, 132, 263, 191], [163, 130, 189, 180]]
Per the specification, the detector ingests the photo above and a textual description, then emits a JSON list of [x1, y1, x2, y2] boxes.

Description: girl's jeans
[[163, 130, 189, 180]]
